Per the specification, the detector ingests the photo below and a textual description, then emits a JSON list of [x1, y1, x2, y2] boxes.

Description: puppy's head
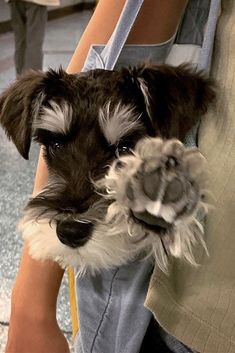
[[0, 64, 215, 270]]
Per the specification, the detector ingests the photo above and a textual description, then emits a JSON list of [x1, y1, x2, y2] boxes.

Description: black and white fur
[[0, 64, 215, 275]]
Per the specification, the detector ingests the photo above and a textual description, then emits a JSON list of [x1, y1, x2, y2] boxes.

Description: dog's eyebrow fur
[[33, 100, 73, 134], [99, 102, 142, 145]]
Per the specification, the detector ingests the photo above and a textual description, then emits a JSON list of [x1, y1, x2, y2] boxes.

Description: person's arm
[[67, 0, 187, 73], [5, 1, 187, 353], [6, 245, 68, 353]]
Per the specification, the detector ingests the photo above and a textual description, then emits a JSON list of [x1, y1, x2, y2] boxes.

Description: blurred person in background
[[6, 0, 60, 76]]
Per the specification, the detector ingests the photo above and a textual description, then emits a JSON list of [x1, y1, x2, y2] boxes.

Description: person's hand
[[5, 315, 70, 353]]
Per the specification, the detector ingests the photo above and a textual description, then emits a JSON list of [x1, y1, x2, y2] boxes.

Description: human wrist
[[10, 286, 57, 324], [10, 245, 64, 323]]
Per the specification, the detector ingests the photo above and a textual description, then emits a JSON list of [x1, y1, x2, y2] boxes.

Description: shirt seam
[[90, 268, 120, 353]]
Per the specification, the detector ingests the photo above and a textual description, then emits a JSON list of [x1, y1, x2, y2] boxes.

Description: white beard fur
[[19, 198, 208, 276]]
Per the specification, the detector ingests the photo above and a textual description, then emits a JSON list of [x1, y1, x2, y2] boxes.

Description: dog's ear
[[0, 68, 74, 159], [130, 64, 216, 140], [0, 70, 46, 159]]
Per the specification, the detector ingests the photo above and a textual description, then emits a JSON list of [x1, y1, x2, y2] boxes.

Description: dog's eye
[[115, 143, 132, 158], [48, 142, 63, 155]]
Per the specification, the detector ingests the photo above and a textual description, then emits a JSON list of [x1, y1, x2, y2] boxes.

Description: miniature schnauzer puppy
[[0, 64, 215, 274]]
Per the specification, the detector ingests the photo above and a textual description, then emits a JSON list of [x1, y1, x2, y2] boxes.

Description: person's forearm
[[11, 245, 64, 322], [7, 245, 69, 353]]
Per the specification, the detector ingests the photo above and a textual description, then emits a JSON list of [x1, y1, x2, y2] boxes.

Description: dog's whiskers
[[73, 218, 92, 224]]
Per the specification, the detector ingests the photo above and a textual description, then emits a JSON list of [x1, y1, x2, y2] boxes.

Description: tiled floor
[[0, 10, 92, 353]]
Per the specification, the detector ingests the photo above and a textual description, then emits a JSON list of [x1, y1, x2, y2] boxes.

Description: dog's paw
[[103, 137, 209, 266], [127, 138, 208, 223]]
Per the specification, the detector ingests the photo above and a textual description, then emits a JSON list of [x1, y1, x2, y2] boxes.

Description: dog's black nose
[[56, 219, 93, 248]]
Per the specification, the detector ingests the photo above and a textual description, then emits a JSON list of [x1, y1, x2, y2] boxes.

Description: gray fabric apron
[[74, 1, 221, 352]]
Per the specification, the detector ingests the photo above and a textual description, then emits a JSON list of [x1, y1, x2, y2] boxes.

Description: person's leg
[[9, 0, 26, 75], [24, 2, 47, 72]]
